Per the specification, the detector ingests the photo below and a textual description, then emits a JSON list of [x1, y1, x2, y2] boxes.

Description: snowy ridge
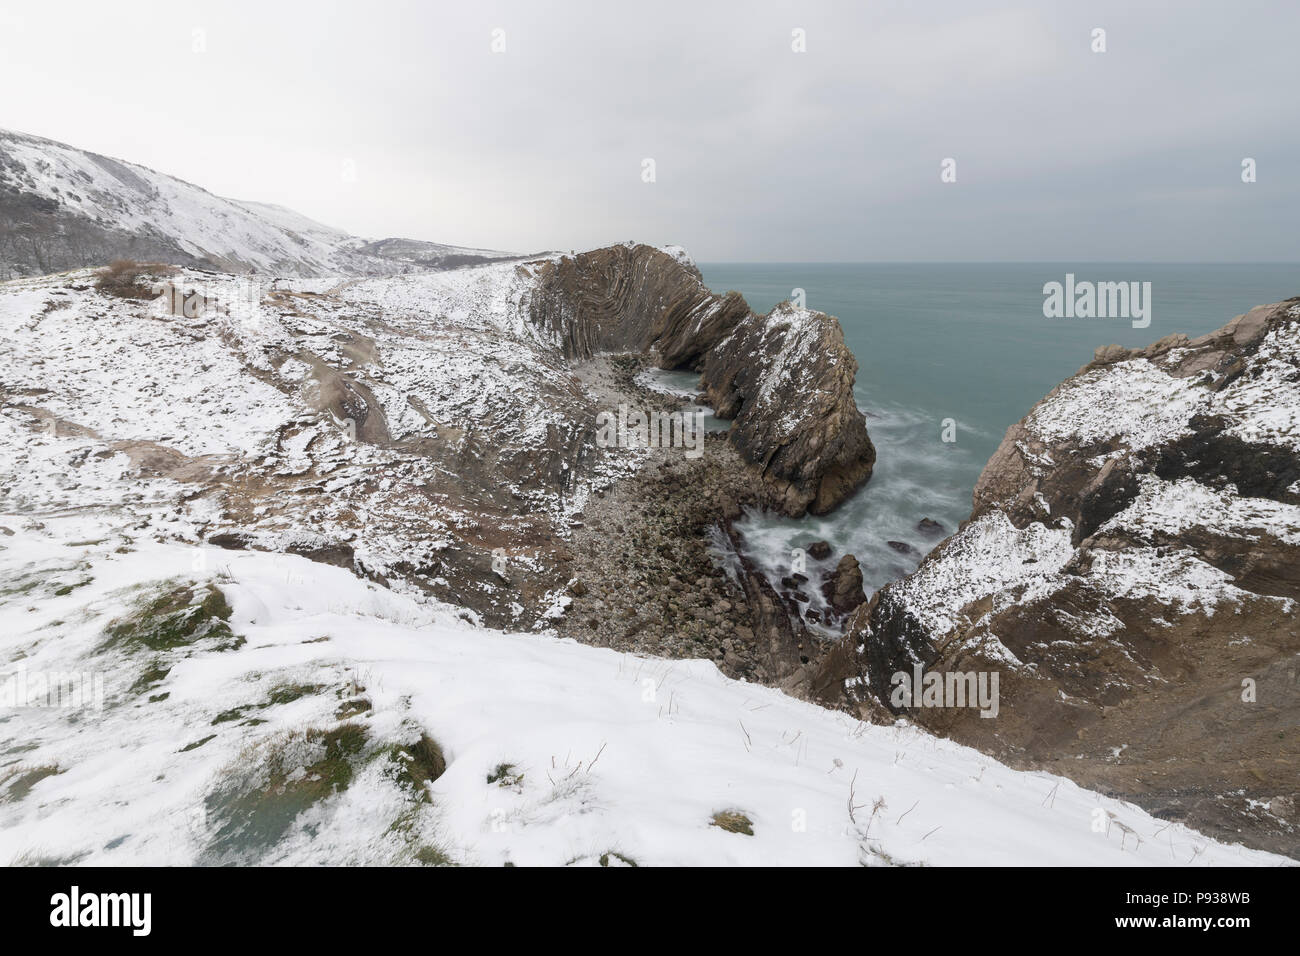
[[1027, 305, 1300, 456]]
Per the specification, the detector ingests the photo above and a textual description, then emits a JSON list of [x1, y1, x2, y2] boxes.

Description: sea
[[693, 262, 1299, 620]]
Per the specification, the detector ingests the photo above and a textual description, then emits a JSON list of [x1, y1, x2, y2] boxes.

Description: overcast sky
[[2, 0, 1296, 261]]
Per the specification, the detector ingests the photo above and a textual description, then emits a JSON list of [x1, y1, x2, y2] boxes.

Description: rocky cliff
[[528, 243, 875, 516], [812, 299, 1300, 857]]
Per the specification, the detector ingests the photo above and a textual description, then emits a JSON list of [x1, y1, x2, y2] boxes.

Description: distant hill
[[0, 128, 522, 279]]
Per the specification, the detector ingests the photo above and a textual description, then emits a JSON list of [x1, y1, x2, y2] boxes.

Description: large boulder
[[821, 554, 866, 615]]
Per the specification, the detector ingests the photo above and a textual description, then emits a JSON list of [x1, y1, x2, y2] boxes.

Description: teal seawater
[[696, 262, 1300, 615]]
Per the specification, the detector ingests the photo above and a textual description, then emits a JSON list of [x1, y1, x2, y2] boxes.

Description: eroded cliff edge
[[812, 299, 1300, 857], [528, 244, 875, 516]]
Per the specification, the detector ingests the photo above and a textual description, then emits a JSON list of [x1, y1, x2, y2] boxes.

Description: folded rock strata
[[528, 243, 875, 516]]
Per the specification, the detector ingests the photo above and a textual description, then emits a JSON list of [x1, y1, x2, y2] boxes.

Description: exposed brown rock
[[528, 244, 875, 516], [821, 554, 865, 615], [812, 298, 1300, 858]]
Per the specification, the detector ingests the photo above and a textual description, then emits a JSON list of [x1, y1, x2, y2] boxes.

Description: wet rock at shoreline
[[806, 540, 832, 560], [821, 554, 865, 615], [917, 518, 945, 538]]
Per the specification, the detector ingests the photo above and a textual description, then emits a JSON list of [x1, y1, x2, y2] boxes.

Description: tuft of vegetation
[[202, 723, 369, 862], [211, 706, 254, 725], [131, 659, 171, 696], [2, 765, 61, 803], [266, 682, 325, 706], [486, 762, 524, 789], [101, 583, 241, 654], [95, 259, 175, 300], [599, 851, 638, 867], [710, 809, 754, 836], [385, 733, 446, 797], [52, 579, 92, 597], [414, 844, 457, 867], [335, 698, 372, 720]]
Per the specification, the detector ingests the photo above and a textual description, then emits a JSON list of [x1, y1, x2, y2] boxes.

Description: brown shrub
[[95, 259, 176, 300]]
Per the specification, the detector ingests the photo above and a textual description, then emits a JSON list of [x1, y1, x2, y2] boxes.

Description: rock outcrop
[[528, 243, 875, 516], [812, 298, 1300, 857], [821, 554, 866, 615]]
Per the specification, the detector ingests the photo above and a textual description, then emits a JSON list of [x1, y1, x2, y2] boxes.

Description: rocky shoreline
[[558, 353, 813, 691]]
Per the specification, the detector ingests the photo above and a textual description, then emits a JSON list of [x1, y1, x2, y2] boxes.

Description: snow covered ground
[[0, 264, 639, 624], [0, 516, 1284, 866], [1, 257, 1293, 866]]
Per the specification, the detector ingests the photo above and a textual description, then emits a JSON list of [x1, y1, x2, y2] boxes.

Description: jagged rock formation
[[0, 128, 520, 279], [528, 243, 875, 516], [812, 299, 1300, 857]]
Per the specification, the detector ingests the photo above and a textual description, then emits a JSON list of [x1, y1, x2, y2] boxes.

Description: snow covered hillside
[[0, 262, 631, 630], [0, 128, 520, 278], [0, 517, 1283, 866], [0, 241, 1290, 864]]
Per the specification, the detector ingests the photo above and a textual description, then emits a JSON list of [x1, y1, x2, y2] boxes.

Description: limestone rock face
[[702, 303, 876, 515], [528, 244, 875, 516], [812, 298, 1300, 857]]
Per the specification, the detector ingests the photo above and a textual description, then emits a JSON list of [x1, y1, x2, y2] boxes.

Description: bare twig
[[848, 770, 866, 824], [896, 800, 919, 825], [865, 796, 887, 838], [587, 742, 606, 773]]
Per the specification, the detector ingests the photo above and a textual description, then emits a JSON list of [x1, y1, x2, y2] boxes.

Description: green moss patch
[[102, 582, 242, 654], [202, 723, 369, 862]]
